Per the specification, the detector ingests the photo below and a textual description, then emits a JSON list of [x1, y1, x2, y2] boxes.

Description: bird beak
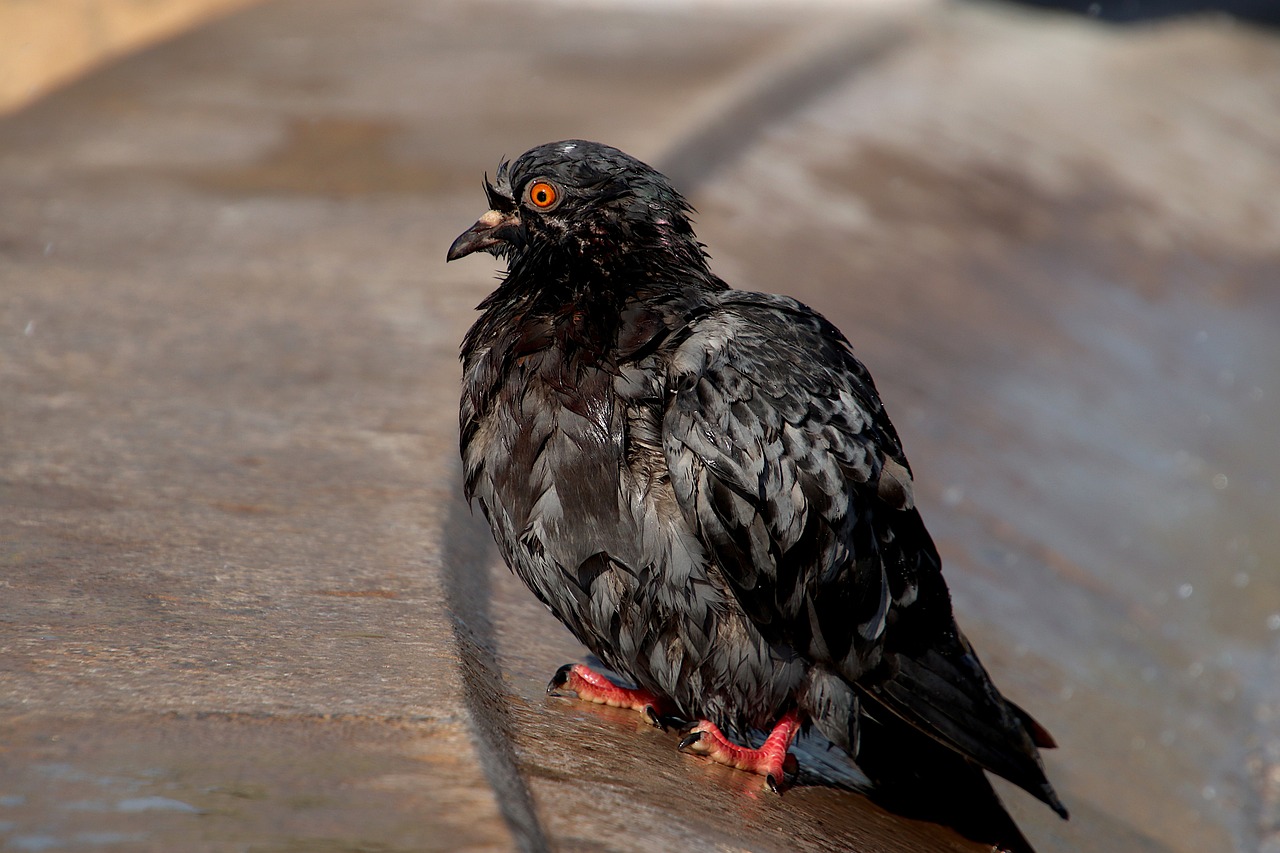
[[446, 208, 520, 261]]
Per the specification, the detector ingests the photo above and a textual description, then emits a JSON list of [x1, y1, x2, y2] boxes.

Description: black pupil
[[535, 188, 548, 203]]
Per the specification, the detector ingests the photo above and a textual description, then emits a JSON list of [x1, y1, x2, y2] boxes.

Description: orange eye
[[527, 180, 559, 209]]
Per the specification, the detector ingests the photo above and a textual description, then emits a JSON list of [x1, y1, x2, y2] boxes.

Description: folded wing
[[662, 290, 1066, 817]]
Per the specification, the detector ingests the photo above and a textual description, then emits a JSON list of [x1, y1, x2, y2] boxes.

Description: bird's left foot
[[678, 708, 802, 792], [547, 663, 670, 727]]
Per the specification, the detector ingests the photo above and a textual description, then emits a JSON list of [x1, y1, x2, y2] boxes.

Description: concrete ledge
[[3, 1, 1277, 851]]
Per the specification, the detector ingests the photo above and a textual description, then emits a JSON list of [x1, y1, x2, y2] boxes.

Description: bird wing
[[662, 290, 916, 671], [662, 291, 1067, 817]]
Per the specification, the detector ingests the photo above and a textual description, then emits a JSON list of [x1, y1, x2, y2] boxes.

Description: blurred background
[[2, 0, 1277, 116], [2, 1, 1277, 852], [0, 0, 258, 115]]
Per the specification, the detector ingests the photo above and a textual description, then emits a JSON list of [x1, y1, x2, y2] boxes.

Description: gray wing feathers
[[663, 292, 902, 674], [659, 293, 1065, 818]]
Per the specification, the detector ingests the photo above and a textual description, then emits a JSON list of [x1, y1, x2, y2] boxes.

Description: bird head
[[446, 140, 707, 275]]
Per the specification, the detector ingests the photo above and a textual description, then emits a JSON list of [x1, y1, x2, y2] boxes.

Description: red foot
[[678, 708, 802, 792], [547, 663, 669, 726]]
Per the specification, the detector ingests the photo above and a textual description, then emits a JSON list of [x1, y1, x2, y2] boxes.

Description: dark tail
[[859, 632, 1069, 820], [854, 706, 1042, 853]]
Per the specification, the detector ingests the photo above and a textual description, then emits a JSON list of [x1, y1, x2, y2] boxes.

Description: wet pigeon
[[448, 140, 1067, 827]]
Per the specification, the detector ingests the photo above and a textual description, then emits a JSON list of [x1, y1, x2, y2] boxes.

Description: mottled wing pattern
[[663, 291, 918, 675], [661, 291, 1067, 817]]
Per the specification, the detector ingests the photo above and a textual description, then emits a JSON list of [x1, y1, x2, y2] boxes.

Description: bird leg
[[547, 663, 669, 727], [678, 708, 803, 792]]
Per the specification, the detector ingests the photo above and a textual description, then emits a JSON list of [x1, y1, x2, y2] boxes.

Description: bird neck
[[505, 240, 715, 310], [466, 250, 721, 371]]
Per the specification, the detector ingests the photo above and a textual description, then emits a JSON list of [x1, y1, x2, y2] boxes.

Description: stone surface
[[0, 0, 262, 114], [2, 1, 1278, 851]]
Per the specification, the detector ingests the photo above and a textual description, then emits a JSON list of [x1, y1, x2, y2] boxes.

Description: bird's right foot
[[547, 663, 669, 727], [677, 708, 802, 792]]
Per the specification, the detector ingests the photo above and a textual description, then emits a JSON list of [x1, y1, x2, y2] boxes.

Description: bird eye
[[526, 180, 559, 210]]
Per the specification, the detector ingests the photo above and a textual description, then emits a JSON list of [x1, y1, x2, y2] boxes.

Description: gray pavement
[[3, 1, 1279, 851]]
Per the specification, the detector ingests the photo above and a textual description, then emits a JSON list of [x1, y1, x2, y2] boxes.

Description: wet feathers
[[450, 139, 1067, 820]]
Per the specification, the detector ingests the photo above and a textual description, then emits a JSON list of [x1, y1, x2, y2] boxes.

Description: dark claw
[[641, 709, 684, 731], [766, 773, 782, 794], [546, 663, 575, 696], [677, 731, 703, 752]]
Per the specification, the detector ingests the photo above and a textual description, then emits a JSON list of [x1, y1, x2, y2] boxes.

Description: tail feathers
[[1008, 697, 1059, 749], [855, 708, 1042, 853], [860, 640, 1069, 820]]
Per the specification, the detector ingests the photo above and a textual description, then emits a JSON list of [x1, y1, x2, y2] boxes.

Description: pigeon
[[447, 140, 1068, 828]]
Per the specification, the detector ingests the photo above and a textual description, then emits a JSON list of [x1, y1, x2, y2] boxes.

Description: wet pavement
[[2, 1, 1278, 851]]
